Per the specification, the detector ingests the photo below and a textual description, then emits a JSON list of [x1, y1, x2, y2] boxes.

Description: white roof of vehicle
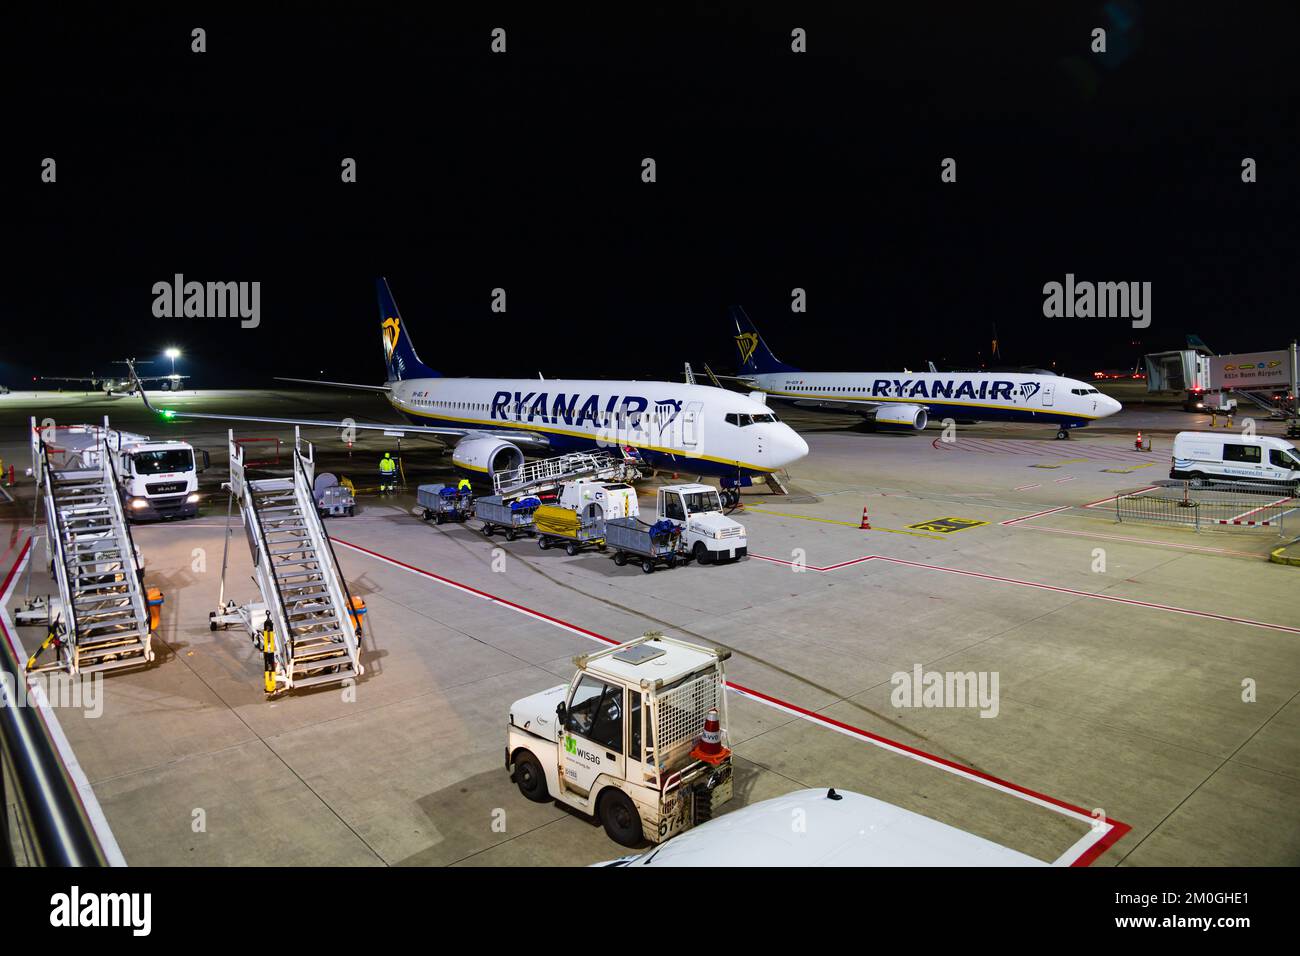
[[582, 637, 720, 687], [615, 788, 1046, 866], [1175, 431, 1295, 450], [662, 483, 717, 495]]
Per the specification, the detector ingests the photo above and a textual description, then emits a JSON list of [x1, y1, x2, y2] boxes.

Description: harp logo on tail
[[735, 332, 759, 367], [382, 317, 401, 358]]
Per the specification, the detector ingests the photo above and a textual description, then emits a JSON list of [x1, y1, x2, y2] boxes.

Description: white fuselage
[[386, 377, 808, 478], [742, 371, 1121, 427]]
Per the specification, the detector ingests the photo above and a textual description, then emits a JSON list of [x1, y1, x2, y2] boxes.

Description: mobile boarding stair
[[492, 450, 642, 499], [22, 424, 157, 675], [210, 429, 364, 696]]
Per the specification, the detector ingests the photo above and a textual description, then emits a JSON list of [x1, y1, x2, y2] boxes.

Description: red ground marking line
[[754, 509, 1289, 621], [754, 543, 1299, 628], [1229, 496, 1292, 523], [333, 538, 618, 646], [0, 537, 30, 620], [1009, 524, 1264, 558], [1082, 487, 1158, 508], [724, 679, 1130, 866], [749, 553, 877, 573], [1000, 506, 1071, 526], [871, 555, 1300, 634], [984, 441, 1036, 455], [333, 537, 1129, 864], [1013, 483, 1042, 491], [1054, 476, 1076, 483]]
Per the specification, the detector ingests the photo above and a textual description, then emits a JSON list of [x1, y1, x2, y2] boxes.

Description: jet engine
[[872, 404, 929, 432], [451, 437, 525, 479]]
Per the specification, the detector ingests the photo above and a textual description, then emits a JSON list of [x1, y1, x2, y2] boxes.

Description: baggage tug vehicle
[[506, 633, 734, 846]]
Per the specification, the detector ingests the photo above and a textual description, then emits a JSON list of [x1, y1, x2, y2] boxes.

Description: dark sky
[[7, 3, 1298, 387]]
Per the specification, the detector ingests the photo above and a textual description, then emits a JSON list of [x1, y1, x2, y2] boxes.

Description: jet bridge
[[211, 429, 364, 696], [22, 419, 157, 675]]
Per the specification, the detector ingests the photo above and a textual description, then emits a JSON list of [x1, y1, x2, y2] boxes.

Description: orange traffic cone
[[690, 707, 730, 765], [860, 506, 871, 530], [1134, 431, 1143, 450]]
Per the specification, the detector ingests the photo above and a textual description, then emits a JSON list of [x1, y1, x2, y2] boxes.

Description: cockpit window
[[725, 412, 779, 427]]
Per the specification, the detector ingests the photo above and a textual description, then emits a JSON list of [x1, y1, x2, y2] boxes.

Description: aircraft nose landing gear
[[1055, 428, 1071, 440]]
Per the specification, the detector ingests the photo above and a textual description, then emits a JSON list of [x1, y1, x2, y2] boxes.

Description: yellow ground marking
[[745, 507, 945, 539], [1100, 462, 1157, 474], [906, 517, 989, 534]]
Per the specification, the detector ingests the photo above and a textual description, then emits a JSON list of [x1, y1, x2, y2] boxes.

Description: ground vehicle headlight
[[130, 498, 148, 509], [186, 493, 200, 503]]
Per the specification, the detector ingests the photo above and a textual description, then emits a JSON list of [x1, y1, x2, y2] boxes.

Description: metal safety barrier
[[1116, 481, 1294, 533]]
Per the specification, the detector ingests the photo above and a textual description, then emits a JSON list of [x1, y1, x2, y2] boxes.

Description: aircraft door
[[681, 401, 702, 450], [1041, 383, 1055, 407]]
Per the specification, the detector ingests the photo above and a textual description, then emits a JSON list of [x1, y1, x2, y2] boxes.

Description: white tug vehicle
[[506, 632, 734, 846]]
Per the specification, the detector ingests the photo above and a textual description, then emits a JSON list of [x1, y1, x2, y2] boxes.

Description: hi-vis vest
[[379, 457, 396, 473]]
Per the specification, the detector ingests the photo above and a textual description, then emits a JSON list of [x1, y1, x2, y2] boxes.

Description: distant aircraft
[[44, 361, 188, 396], [135, 280, 809, 484], [728, 308, 1121, 439]]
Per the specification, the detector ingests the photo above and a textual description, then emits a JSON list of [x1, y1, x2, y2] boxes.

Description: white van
[[1170, 431, 1300, 486]]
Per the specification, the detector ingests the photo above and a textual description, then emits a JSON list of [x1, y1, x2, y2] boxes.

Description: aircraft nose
[[774, 427, 809, 466], [1104, 395, 1123, 416]]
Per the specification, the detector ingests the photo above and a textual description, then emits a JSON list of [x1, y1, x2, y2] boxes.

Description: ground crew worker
[[457, 477, 472, 495], [379, 452, 397, 492]]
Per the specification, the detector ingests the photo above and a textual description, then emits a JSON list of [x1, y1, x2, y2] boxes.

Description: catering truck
[[506, 632, 734, 846], [33, 419, 209, 521]]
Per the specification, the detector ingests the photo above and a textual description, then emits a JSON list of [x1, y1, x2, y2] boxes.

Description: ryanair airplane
[[140, 280, 808, 483], [730, 308, 1121, 439]]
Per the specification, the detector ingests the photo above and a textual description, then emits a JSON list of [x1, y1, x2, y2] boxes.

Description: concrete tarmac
[[2, 388, 1297, 866]]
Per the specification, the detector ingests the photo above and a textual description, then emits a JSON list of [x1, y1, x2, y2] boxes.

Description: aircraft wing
[[41, 376, 100, 383], [782, 397, 886, 414], [136, 375, 190, 383], [274, 377, 392, 392], [132, 376, 550, 449]]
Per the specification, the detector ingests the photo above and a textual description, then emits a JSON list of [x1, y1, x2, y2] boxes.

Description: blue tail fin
[[730, 306, 801, 375], [378, 278, 440, 381]]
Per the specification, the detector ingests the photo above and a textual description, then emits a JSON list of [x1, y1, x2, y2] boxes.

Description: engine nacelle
[[872, 403, 929, 432], [452, 437, 525, 479]]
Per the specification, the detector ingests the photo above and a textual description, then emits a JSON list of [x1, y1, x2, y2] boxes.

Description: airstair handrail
[[240, 468, 298, 678], [292, 449, 361, 671], [37, 443, 79, 661], [100, 439, 150, 634]]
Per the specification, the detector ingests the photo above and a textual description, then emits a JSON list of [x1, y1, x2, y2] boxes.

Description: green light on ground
[[160, 409, 177, 419]]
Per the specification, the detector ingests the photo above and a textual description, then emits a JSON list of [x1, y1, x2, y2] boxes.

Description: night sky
[[7, 3, 1298, 388]]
